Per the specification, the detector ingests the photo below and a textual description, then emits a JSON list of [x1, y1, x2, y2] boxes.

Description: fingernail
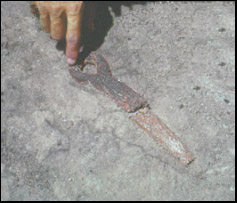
[[67, 58, 76, 65]]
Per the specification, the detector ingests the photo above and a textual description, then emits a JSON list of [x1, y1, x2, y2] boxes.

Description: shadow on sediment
[[56, 1, 149, 64]]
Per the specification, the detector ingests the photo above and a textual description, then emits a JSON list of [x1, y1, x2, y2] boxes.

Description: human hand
[[31, 1, 94, 65]]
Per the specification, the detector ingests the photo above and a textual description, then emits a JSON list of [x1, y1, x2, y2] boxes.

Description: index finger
[[65, 3, 84, 65]]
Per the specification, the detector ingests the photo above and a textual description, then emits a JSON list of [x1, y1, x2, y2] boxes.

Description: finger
[[37, 4, 50, 33], [50, 9, 66, 40], [65, 4, 84, 65]]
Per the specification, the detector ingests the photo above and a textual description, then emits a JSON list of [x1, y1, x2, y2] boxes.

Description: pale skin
[[31, 1, 95, 65]]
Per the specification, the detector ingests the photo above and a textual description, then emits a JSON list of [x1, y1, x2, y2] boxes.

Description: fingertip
[[66, 35, 80, 62], [67, 58, 76, 65]]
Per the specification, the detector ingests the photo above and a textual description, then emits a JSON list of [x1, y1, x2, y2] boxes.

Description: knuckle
[[67, 35, 79, 44]]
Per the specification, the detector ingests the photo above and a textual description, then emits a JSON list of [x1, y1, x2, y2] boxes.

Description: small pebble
[[218, 28, 226, 32], [218, 62, 226, 66], [179, 104, 184, 109], [193, 86, 201, 91], [224, 99, 230, 104]]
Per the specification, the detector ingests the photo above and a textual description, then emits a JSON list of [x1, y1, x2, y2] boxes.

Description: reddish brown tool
[[69, 52, 194, 165], [69, 52, 148, 113]]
